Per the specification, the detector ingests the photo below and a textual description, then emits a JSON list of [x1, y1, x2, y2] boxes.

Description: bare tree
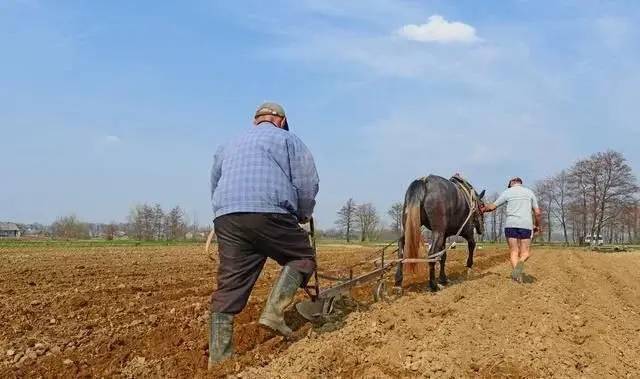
[[129, 204, 160, 240], [497, 205, 506, 242], [485, 192, 499, 242], [568, 160, 590, 245], [550, 170, 570, 244], [387, 202, 403, 236], [165, 206, 187, 240], [105, 223, 117, 241], [153, 203, 165, 240], [568, 151, 638, 245], [128, 206, 144, 240], [356, 203, 380, 242], [335, 198, 358, 242], [51, 215, 90, 239], [534, 179, 554, 242]]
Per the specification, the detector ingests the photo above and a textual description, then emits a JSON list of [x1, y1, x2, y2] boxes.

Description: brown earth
[[1, 243, 639, 378]]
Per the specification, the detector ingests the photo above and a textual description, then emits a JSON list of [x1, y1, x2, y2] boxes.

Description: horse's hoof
[[392, 286, 403, 296], [437, 283, 445, 290], [466, 268, 473, 278]]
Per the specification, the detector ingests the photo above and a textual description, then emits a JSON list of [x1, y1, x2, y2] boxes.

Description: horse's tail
[[403, 179, 426, 273]]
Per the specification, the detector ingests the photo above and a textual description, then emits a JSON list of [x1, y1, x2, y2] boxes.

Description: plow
[[295, 222, 402, 321], [294, 216, 471, 321], [296, 177, 479, 321], [204, 175, 481, 323]]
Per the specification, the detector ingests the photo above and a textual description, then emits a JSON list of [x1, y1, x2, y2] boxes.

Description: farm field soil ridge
[[242, 249, 640, 378]]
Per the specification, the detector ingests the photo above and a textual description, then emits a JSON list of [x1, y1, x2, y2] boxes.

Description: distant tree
[[105, 223, 117, 241], [335, 198, 358, 242], [387, 202, 403, 236], [497, 203, 506, 242], [152, 203, 165, 240], [534, 179, 554, 242], [485, 192, 499, 242], [356, 203, 380, 242], [129, 204, 156, 240], [51, 215, 90, 239], [550, 170, 570, 244], [568, 150, 638, 245], [165, 206, 187, 240]]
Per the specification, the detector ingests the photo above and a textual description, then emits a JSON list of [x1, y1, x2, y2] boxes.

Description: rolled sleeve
[[288, 136, 319, 221]]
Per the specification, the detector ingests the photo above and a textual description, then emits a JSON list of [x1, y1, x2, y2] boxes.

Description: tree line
[[330, 199, 404, 242], [330, 150, 638, 245], [127, 204, 189, 241], [532, 150, 638, 245], [46, 204, 194, 241]]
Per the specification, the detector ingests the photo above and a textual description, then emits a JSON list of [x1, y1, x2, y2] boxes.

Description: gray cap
[[255, 102, 286, 118]]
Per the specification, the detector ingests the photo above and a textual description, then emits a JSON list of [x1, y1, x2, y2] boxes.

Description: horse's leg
[[428, 232, 444, 292], [438, 250, 448, 286], [466, 237, 476, 278], [394, 236, 404, 288], [428, 261, 437, 292]]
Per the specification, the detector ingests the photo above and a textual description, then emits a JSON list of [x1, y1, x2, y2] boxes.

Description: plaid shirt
[[211, 122, 319, 221]]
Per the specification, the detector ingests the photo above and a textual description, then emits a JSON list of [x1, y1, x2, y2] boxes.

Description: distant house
[[584, 234, 604, 246], [0, 223, 21, 238]]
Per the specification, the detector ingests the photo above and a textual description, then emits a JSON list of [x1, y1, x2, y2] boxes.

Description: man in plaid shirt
[[208, 102, 319, 367]]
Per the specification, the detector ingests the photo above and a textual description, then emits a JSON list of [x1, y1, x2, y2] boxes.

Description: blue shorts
[[505, 227, 532, 240]]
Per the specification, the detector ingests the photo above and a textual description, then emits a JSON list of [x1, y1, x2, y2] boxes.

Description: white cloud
[[397, 15, 480, 44], [105, 135, 121, 143]]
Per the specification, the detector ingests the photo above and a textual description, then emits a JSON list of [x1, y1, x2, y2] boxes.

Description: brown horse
[[394, 175, 485, 291]]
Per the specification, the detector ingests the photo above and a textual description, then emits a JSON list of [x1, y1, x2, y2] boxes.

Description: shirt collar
[[256, 121, 278, 128]]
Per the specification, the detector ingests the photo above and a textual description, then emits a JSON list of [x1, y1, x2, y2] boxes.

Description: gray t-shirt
[[494, 185, 539, 230]]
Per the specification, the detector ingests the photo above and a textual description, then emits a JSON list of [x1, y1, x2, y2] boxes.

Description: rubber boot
[[258, 265, 303, 338], [207, 312, 234, 370]]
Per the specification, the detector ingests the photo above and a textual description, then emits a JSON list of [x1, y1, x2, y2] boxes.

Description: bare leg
[[507, 238, 520, 269], [518, 238, 531, 262]]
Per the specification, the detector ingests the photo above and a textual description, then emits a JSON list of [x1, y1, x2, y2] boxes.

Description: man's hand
[[298, 217, 311, 224], [480, 203, 496, 213], [533, 226, 542, 236]]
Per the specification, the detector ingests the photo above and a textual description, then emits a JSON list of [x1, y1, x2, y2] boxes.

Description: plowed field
[[1, 243, 639, 378]]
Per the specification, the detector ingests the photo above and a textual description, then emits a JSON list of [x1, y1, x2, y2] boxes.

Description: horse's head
[[473, 190, 486, 235]]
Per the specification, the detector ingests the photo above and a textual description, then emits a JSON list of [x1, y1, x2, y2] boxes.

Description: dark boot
[[208, 312, 234, 370], [258, 265, 303, 338]]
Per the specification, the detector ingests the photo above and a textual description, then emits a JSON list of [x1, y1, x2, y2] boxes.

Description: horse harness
[[420, 175, 479, 262]]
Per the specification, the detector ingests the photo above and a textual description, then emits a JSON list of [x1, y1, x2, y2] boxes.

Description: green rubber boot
[[258, 265, 303, 338], [511, 261, 525, 283], [207, 312, 234, 370]]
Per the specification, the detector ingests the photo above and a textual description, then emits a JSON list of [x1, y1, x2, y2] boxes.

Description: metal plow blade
[[295, 296, 336, 321]]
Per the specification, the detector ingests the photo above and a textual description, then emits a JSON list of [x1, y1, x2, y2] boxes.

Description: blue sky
[[1, 0, 639, 228]]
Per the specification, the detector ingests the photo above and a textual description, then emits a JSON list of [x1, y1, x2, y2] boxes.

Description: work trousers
[[211, 213, 315, 314]]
